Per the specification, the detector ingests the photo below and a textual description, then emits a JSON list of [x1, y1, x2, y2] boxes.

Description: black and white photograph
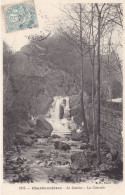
[[1, 0, 123, 189]]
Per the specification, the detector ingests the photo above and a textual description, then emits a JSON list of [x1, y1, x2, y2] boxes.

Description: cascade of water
[[45, 96, 74, 136], [65, 97, 70, 110], [54, 98, 62, 120]]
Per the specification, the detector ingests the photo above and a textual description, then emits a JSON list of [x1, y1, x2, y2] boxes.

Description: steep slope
[[3, 44, 78, 151]]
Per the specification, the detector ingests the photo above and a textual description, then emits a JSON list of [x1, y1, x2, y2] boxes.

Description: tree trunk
[[90, 3, 96, 148], [92, 65, 96, 147], [108, 74, 112, 101], [96, 5, 101, 164], [80, 4, 89, 143], [107, 36, 112, 102], [81, 56, 89, 143]]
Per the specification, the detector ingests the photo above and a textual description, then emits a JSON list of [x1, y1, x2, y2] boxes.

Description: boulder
[[54, 141, 71, 151], [17, 136, 34, 146], [51, 134, 60, 139], [59, 105, 64, 119], [26, 129, 34, 135], [29, 134, 37, 139], [36, 117, 53, 138], [71, 152, 89, 170], [80, 143, 88, 150], [23, 137, 34, 146], [71, 129, 83, 141]]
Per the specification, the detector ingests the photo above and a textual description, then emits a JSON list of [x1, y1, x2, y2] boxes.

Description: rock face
[[71, 152, 89, 170], [30, 94, 53, 117], [69, 95, 82, 125], [69, 96, 79, 115], [54, 141, 71, 151], [69, 95, 80, 109], [22, 137, 34, 146], [36, 117, 53, 138], [4, 45, 79, 152], [59, 105, 64, 119]]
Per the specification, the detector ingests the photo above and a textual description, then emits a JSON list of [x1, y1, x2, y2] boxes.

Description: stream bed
[[3, 96, 122, 183], [4, 135, 122, 183]]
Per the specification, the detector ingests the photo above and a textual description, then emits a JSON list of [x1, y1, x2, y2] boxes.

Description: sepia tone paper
[[0, 0, 124, 194]]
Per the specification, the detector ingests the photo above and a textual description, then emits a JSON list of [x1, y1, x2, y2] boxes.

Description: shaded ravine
[[4, 96, 76, 183], [4, 96, 122, 183]]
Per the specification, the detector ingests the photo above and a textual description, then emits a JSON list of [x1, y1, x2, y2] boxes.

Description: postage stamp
[[2, 0, 38, 32]]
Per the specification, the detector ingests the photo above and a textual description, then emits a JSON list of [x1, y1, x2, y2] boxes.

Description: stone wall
[[85, 104, 123, 160]]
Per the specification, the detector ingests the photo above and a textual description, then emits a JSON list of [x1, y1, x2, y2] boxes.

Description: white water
[[45, 96, 76, 136]]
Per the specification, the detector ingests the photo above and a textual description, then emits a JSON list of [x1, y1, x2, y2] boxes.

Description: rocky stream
[[3, 96, 123, 183]]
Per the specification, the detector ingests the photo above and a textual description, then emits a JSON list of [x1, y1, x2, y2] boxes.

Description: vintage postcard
[[0, 0, 124, 194]]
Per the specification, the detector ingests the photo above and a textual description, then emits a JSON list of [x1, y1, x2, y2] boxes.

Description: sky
[[2, 0, 63, 52]]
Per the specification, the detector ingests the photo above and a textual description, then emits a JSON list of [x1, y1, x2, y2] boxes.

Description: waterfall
[[45, 96, 76, 136]]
